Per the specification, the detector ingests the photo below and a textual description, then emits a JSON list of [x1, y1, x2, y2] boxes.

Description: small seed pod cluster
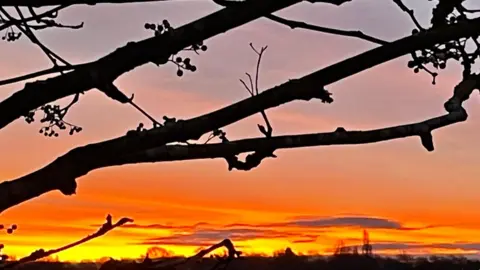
[[144, 19, 208, 77], [0, 224, 17, 234], [144, 19, 173, 36], [173, 56, 197, 77], [407, 0, 480, 83], [171, 41, 208, 77], [407, 28, 480, 84], [41, 104, 82, 136], [1, 31, 21, 42], [189, 41, 208, 53], [23, 103, 83, 137]]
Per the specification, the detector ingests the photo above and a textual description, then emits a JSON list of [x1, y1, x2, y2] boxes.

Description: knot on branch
[[225, 149, 277, 171], [444, 74, 479, 113], [96, 82, 131, 104], [57, 178, 77, 196], [288, 79, 333, 103], [316, 88, 334, 104], [419, 130, 434, 152]]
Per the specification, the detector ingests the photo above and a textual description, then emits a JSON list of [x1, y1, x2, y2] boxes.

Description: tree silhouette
[[0, 0, 479, 262]]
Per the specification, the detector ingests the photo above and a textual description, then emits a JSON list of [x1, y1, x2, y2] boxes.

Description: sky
[[1, 0, 480, 262]]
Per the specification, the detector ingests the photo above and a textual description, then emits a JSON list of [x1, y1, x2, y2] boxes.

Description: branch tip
[[419, 132, 434, 152]]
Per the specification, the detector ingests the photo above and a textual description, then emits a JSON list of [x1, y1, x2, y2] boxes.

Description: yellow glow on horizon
[[3, 223, 480, 262]]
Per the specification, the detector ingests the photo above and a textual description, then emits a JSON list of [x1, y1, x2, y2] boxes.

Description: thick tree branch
[[136, 93, 472, 163], [122, 109, 467, 166], [0, 73, 475, 215], [5, 0, 347, 6], [88, 75, 480, 170], [2, 0, 168, 7], [1, 9, 478, 133], [0, 65, 79, 87], [0, 0, 346, 130], [0, 77, 333, 214], [0, 18, 479, 213]]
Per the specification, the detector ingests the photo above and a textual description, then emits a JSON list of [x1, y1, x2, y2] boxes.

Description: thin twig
[[265, 14, 388, 45], [0, 7, 71, 67], [392, 0, 425, 31], [0, 5, 68, 32], [128, 98, 163, 127], [249, 43, 273, 137], [0, 215, 133, 269], [0, 65, 78, 87]]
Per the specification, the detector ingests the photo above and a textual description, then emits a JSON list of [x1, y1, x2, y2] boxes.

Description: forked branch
[[116, 75, 478, 170], [0, 215, 133, 269], [99, 238, 240, 270], [230, 43, 276, 170], [392, 0, 424, 30], [265, 14, 388, 45], [0, 0, 346, 130], [1, 16, 480, 213]]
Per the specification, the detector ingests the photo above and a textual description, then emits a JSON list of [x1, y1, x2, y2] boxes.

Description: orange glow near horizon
[[3, 188, 480, 262], [3, 219, 480, 262]]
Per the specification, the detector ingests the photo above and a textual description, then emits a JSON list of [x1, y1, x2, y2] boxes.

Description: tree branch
[[0, 77, 333, 214], [100, 238, 240, 270], [0, 73, 474, 214], [0, 65, 79, 87], [0, 215, 133, 269], [0, 0, 341, 130], [1, 17, 480, 213], [1, 0, 169, 7], [84, 74, 480, 171], [265, 14, 388, 45], [128, 103, 469, 169], [392, 0, 425, 31], [0, 5, 69, 33]]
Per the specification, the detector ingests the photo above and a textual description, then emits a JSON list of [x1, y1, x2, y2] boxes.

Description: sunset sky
[[1, 0, 480, 262]]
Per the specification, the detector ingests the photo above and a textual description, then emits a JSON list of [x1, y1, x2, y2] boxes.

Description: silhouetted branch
[[0, 5, 69, 32], [99, 238, 240, 270], [0, 4, 477, 134], [0, 65, 79, 87], [2, 15, 480, 213], [0, 7, 72, 67], [153, 238, 240, 269], [2, 0, 170, 6], [0, 75, 333, 213], [240, 43, 273, 137], [229, 43, 276, 170], [74, 75, 480, 171], [265, 14, 388, 45], [0, 0, 343, 130], [392, 0, 424, 30], [131, 105, 468, 164], [0, 215, 133, 269], [213, 0, 385, 46], [1, 74, 474, 209]]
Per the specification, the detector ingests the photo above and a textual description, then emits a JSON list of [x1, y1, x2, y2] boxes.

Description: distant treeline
[[6, 253, 480, 270]]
